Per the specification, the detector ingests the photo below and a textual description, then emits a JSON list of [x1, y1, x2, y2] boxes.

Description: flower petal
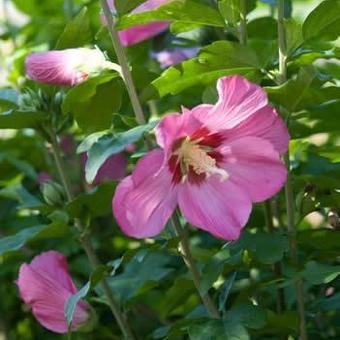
[[112, 149, 178, 238], [220, 136, 287, 202], [203, 76, 268, 130], [223, 106, 289, 155], [17, 256, 89, 333], [178, 177, 252, 240]]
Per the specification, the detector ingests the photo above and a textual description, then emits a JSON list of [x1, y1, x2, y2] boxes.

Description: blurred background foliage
[[0, 0, 339, 339]]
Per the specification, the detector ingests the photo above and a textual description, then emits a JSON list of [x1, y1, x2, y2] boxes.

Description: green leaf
[[303, 0, 340, 42], [285, 18, 303, 55], [218, 271, 237, 312], [0, 225, 45, 256], [115, 0, 145, 15], [67, 182, 116, 218], [85, 120, 158, 183], [108, 250, 173, 303], [62, 72, 122, 132], [303, 261, 340, 285], [298, 229, 340, 251], [218, 0, 256, 27], [117, 0, 225, 30], [152, 41, 261, 97], [226, 304, 267, 330], [188, 320, 249, 340], [64, 265, 107, 327], [56, 7, 92, 49], [0, 89, 18, 111], [0, 110, 46, 129]]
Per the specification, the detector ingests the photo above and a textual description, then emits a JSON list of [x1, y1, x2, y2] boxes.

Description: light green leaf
[[56, 7, 92, 49], [0, 110, 46, 129], [85, 120, 158, 183], [303, 0, 340, 41], [117, 0, 225, 30]]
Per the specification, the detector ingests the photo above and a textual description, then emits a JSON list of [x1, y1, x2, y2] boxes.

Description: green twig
[[277, 1, 308, 338], [239, 0, 247, 45], [100, 1, 220, 319]]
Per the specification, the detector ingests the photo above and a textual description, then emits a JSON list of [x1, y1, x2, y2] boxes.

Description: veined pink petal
[[220, 136, 287, 202], [26, 48, 109, 86], [17, 251, 90, 334], [222, 106, 290, 155], [103, 0, 173, 46], [112, 149, 177, 238], [178, 177, 252, 240], [202, 76, 268, 130]]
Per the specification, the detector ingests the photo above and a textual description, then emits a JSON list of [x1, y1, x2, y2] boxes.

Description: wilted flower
[[103, 0, 173, 46], [26, 48, 113, 86], [153, 47, 199, 68], [17, 251, 90, 333], [113, 76, 289, 240]]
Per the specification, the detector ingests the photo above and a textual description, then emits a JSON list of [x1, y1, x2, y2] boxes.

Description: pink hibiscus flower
[[17, 251, 90, 333], [112, 76, 289, 240], [26, 48, 112, 86], [103, 0, 173, 46]]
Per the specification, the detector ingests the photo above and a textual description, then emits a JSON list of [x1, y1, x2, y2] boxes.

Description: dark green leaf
[[0, 110, 46, 129], [303, 261, 340, 285], [115, 0, 145, 15]]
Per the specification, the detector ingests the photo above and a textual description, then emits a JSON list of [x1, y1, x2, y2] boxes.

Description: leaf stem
[[277, 1, 308, 339], [239, 0, 247, 45], [171, 212, 220, 319], [100, 1, 220, 319], [49, 131, 135, 339]]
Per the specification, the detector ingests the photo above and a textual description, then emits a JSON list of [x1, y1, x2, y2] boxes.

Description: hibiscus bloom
[[26, 48, 113, 86], [17, 251, 90, 333], [103, 0, 173, 46], [153, 47, 199, 68], [113, 76, 289, 240]]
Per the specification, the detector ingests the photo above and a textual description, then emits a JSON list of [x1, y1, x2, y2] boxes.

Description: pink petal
[[220, 136, 287, 202], [153, 47, 199, 68], [155, 111, 202, 160], [26, 48, 107, 86], [223, 106, 290, 155], [202, 76, 268, 130], [112, 149, 178, 238], [119, 22, 169, 46], [178, 177, 252, 241], [29, 251, 77, 294], [17, 252, 89, 333]]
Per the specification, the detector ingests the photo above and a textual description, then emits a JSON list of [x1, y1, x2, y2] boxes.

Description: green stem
[[239, 0, 247, 45], [64, 0, 74, 20], [277, 1, 307, 339], [263, 201, 286, 314], [100, 1, 220, 319], [171, 212, 220, 319], [49, 131, 135, 340]]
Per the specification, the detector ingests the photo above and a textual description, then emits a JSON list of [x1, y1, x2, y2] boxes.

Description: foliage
[[0, 0, 339, 339]]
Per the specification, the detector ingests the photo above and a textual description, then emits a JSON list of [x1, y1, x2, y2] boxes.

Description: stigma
[[174, 137, 229, 182]]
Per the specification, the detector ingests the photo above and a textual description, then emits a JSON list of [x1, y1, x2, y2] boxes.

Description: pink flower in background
[[113, 76, 289, 240], [103, 0, 173, 46], [26, 48, 112, 86], [82, 152, 128, 185], [37, 171, 53, 184], [17, 251, 90, 333], [153, 47, 199, 68]]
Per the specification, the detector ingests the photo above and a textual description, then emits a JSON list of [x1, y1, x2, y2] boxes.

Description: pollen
[[174, 137, 229, 181]]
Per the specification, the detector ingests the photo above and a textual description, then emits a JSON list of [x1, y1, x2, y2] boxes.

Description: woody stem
[[100, 1, 220, 319], [277, 1, 308, 339]]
